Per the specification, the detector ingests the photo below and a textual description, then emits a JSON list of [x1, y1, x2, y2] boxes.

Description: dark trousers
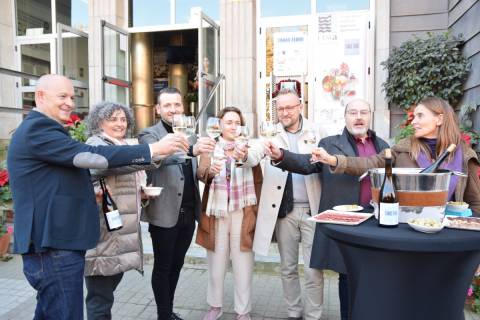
[[149, 208, 195, 319], [22, 249, 85, 320], [85, 273, 124, 320], [339, 273, 349, 320]]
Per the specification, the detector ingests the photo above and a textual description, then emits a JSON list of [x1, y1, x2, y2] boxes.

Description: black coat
[[276, 128, 389, 273]]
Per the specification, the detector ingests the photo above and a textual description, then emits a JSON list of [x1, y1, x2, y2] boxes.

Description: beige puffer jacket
[[84, 135, 157, 276]]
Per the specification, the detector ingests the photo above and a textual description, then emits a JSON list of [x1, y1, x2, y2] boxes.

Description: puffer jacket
[[84, 135, 158, 276]]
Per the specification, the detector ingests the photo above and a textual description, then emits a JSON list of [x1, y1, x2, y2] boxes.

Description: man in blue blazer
[[7, 74, 189, 320]]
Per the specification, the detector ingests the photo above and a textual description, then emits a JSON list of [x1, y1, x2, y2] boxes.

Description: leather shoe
[[171, 313, 184, 320]]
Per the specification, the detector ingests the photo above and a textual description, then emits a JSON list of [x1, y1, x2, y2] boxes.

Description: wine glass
[[211, 142, 227, 176], [172, 114, 188, 158], [235, 126, 250, 165], [185, 116, 196, 138], [303, 129, 317, 146], [259, 121, 277, 159], [206, 117, 221, 139]]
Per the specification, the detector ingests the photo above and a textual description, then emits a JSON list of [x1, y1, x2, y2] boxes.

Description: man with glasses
[[254, 88, 325, 320], [266, 99, 389, 320]]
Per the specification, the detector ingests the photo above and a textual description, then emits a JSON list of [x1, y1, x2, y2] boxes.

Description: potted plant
[[0, 161, 13, 258], [382, 32, 469, 111]]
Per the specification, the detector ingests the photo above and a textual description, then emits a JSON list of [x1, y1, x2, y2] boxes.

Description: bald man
[[7, 74, 189, 320]]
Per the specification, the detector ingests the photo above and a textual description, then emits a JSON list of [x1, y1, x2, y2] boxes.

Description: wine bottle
[[100, 179, 123, 232], [419, 144, 456, 173], [378, 149, 399, 228]]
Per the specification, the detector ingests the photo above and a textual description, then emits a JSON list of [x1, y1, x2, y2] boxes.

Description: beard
[[347, 125, 368, 137]]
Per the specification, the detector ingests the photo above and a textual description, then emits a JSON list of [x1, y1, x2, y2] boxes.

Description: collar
[[33, 107, 63, 125], [101, 132, 126, 145], [284, 115, 304, 134], [161, 119, 173, 133]]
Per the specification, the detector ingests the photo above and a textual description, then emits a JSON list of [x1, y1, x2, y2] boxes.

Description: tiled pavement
[[1, 225, 479, 320]]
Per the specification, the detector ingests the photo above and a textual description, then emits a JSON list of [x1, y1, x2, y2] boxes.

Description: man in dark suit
[[266, 99, 389, 320], [139, 87, 215, 320], [7, 74, 189, 320]]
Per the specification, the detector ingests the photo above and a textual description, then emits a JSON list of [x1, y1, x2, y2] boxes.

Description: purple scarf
[[416, 146, 463, 200]]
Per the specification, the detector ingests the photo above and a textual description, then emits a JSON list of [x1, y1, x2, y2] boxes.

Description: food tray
[[445, 216, 480, 231], [308, 210, 373, 226]]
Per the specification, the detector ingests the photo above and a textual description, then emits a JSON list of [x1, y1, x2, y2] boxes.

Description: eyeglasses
[[277, 103, 300, 114], [346, 110, 370, 117]]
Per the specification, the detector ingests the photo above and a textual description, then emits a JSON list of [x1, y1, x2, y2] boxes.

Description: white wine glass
[[235, 126, 250, 165], [185, 116, 196, 138], [211, 142, 227, 176], [206, 117, 221, 139], [172, 114, 188, 158], [259, 121, 277, 160]]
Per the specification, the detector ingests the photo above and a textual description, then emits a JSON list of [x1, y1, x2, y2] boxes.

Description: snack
[[309, 210, 373, 225], [446, 216, 480, 231], [409, 218, 441, 228]]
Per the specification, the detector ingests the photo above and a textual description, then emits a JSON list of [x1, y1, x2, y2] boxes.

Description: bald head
[[35, 74, 75, 124]]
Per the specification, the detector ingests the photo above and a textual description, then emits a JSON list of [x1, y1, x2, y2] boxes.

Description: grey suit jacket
[[138, 121, 201, 228]]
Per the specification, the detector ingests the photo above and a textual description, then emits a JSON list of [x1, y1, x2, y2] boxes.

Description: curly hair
[[86, 101, 134, 136]]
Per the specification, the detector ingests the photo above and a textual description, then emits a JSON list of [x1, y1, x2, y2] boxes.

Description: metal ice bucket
[[366, 168, 456, 223]]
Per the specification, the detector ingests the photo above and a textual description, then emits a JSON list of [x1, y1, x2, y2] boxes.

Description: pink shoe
[[236, 314, 251, 320], [203, 307, 223, 320]]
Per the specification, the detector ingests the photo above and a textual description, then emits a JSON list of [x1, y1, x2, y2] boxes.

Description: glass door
[[101, 20, 130, 106], [197, 12, 219, 134], [57, 23, 89, 114]]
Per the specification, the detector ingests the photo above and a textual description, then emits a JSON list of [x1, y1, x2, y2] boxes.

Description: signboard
[[273, 32, 308, 76], [314, 11, 369, 135]]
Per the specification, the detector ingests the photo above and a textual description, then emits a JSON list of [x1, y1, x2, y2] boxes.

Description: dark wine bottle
[[378, 149, 399, 228], [100, 179, 123, 232], [419, 144, 456, 173]]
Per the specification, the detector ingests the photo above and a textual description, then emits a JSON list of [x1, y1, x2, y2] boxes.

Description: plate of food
[[308, 210, 373, 226], [445, 216, 480, 231], [407, 218, 444, 234], [333, 204, 363, 212], [446, 201, 469, 213]]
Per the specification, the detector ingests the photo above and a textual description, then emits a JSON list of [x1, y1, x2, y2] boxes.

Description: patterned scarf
[[206, 140, 257, 217], [416, 145, 463, 200]]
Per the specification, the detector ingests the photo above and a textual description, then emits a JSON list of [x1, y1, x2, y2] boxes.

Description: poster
[[273, 32, 308, 76], [314, 11, 369, 135]]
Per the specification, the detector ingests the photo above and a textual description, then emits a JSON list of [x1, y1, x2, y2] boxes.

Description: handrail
[[195, 73, 225, 129], [0, 67, 40, 81]]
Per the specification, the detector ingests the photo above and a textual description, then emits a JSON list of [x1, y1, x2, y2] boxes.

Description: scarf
[[206, 139, 257, 217], [416, 143, 463, 200]]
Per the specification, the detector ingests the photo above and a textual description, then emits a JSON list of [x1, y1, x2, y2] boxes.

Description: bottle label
[[105, 210, 123, 229], [379, 202, 399, 225]]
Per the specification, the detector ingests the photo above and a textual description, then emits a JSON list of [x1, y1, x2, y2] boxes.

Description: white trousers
[[275, 207, 324, 319], [206, 209, 254, 315]]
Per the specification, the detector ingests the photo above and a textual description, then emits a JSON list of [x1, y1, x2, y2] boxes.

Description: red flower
[[0, 169, 8, 187], [462, 133, 472, 146], [66, 114, 81, 126]]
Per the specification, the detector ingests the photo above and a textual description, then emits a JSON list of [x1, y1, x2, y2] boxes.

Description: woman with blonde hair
[[197, 107, 264, 320], [305, 96, 480, 214]]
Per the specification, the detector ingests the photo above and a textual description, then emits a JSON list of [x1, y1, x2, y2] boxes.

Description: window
[[261, 0, 310, 17], [21, 43, 51, 86], [316, 0, 369, 12], [130, 0, 170, 27], [56, 0, 89, 32], [16, 0, 52, 36]]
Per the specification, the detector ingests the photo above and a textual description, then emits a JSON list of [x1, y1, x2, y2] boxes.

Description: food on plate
[[310, 210, 372, 225], [448, 201, 467, 206], [446, 216, 480, 231], [409, 218, 441, 228]]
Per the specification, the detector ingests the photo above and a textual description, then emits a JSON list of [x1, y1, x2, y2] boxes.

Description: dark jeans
[[149, 208, 195, 319], [22, 249, 86, 320], [339, 273, 349, 320], [85, 273, 124, 320]]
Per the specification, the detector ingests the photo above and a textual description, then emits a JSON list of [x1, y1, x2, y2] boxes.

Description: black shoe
[[171, 313, 184, 320], [288, 317, 302, 320]]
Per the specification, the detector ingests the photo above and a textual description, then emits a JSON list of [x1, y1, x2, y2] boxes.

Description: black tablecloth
[[318, 218, 480, 320]]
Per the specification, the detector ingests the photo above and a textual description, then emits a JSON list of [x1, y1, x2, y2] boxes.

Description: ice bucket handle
[[451, 170, 468, 178], [358, 170, 370, 182]]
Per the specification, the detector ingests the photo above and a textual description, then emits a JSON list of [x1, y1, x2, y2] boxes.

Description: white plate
[[333, 205, 364, 212], [407, 219, 445, 234], [308, 210, 373, 226]]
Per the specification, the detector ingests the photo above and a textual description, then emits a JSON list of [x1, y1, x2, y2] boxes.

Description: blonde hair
[[410, 97, 462, 161]]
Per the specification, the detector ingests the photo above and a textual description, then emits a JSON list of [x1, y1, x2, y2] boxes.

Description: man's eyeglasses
[[346, 110, 370, 117], [277, 103, 300, 114]]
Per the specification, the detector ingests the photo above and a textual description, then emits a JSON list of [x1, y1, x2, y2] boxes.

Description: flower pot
[[0, 233, 11, 256]]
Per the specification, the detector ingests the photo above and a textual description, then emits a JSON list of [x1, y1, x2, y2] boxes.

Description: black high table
[[318, 219, 480, 320]]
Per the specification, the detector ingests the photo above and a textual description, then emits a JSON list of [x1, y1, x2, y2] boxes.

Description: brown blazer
[[334, 138, 480, 215], [195, 154, 263, 252]]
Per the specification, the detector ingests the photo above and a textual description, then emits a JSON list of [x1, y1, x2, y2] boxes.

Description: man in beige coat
[[253, 89, 325, 320]]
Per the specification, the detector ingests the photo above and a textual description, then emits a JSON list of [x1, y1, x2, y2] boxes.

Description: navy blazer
[[7, 111, 152, 254]]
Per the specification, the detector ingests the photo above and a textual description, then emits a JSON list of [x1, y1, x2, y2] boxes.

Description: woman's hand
[[209, 161, 223, 176], [233, 144, 248, 162]]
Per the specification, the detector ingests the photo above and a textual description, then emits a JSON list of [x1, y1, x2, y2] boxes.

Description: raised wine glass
[[172, 114, 188, 158], [259, 121, 277, 160], [235, 126, 250, 165]]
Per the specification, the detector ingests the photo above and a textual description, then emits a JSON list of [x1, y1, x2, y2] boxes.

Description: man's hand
[[265, 141, 283, 161], [192, 137, 216, 156], [232, 143, 248, 162], [311, 147, 337, 166], [150, 133, 189, 157]]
